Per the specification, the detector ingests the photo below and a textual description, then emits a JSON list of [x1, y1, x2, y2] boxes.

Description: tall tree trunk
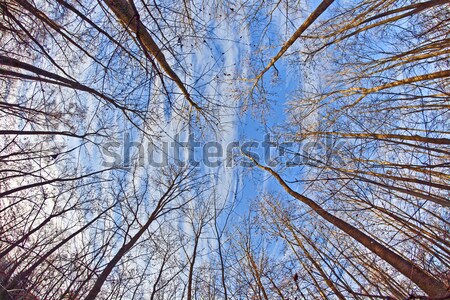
[[249, 157, 449, 298], [102, 0, 201, 111]]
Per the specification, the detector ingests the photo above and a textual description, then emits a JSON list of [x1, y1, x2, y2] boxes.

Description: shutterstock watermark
[[101, 133, 345, 168]]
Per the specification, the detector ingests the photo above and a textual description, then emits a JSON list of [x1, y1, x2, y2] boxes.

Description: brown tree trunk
[[102, 0, 201, 111], [250, 158, 449, 298], [252, 0, 335, 89]]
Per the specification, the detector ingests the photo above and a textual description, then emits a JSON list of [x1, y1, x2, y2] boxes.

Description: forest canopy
[[0, 0, 449, 299]]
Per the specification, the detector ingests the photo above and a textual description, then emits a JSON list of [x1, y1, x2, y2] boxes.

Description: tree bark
[[102, 0, 201, 111], [249, 157, 449, 298]]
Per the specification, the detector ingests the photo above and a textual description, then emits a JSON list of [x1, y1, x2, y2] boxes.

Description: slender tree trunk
[[249, 158, 449, 298], [84, 206, 161, 300], [187, 233, 200, 300], [252, 0, 335, 89], [102, 0, 201, 111]]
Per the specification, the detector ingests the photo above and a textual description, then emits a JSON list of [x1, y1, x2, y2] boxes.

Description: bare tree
[[2, 0, 449, 298]]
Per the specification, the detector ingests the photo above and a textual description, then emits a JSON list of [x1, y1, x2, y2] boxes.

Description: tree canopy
[[0, 0, 449, 299]]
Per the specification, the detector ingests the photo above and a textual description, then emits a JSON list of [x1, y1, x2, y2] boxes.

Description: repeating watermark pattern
[[101, 133, 345, 168]]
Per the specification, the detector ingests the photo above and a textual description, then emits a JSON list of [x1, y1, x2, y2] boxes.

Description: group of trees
[[242, 0, 450, 298], [0, 0, 449, 299]]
